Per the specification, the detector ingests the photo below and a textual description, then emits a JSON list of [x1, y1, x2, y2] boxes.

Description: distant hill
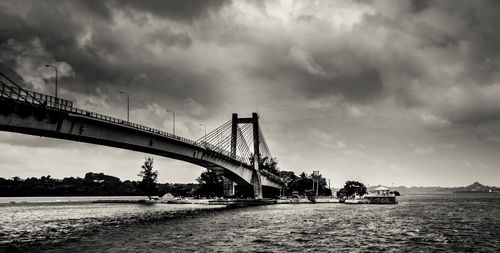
[[452, 182, 499, 193], [368, 182, 499, 195]]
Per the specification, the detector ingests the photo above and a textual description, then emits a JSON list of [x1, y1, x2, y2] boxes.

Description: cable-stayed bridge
[[0, 72, 282, 198]]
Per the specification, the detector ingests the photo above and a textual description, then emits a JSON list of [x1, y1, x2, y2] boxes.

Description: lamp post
[[119, 91, 129, 122], [198, 123, 207, 145], [166, 109, 175, 135], [45, 64, 58, 101]]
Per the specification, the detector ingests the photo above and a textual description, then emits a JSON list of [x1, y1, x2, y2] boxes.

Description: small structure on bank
[[364, 186, 398, 204], [374, 186, 390, 195]]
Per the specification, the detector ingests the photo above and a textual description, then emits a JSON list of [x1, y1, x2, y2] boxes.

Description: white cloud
[[419, 111, 450, 128], [414, 147, 435, 155], [347, 105, 365, 118], [285, 46, 331, 78]]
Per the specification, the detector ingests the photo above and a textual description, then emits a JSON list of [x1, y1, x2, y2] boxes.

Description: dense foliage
[[193, 169, 333, 199], [195, 170, 224, 197], [280, 171, 332, 196], [0, 173, 200, 197], [0, 173, 139, 196], [337, 181, 367, 198], [249, 156, 280, 176]]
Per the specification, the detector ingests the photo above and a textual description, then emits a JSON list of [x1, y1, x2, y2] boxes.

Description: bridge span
[[0, 72, 282, 198]]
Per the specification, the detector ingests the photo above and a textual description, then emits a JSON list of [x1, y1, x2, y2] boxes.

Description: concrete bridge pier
[[252, 159, 263, 199]]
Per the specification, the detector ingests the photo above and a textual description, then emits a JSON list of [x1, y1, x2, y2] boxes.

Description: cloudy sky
[[1, 0, 500, 187]]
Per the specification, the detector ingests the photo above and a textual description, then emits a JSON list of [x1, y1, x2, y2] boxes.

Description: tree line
[[0, 172, 199, 197], [2, 157, 375, 199], [194, 170, 334, 198]]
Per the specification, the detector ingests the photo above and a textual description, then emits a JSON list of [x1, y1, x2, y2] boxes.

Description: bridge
[[0, 72, 283, 199]]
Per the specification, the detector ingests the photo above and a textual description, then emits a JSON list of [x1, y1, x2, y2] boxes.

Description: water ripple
[[1, 194, 499, 252]]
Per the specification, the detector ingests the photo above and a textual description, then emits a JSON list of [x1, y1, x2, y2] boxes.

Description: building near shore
[[374, 186, 390, 196], [365, 186, 398, 204]]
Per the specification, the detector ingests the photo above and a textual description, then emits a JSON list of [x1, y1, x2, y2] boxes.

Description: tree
[[280, 171, 298, 196], [340, 181, 367, 199], [138, 157, 158, 199], [195, 170, 224, 197], [391, 191, 401, 196], [279, 171, 331, 197], [336, 188, 348, 198], [248, 155, 280, 176], [310, 171, 330, 196], [261, 157, 280, 176], [291, 172, 312, 194]]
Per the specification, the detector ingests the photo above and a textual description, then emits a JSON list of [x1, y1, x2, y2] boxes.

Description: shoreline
[[5, 192, 497, 207]]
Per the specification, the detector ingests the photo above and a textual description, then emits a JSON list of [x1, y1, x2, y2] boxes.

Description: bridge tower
[[227, 112, 263, 199]]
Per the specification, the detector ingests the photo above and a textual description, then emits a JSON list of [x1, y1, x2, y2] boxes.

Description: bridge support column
[[230, 113, 237, 159], [252, 168, 263, 199], [252, 113, 263, 199], [225, 113, 237, 198]]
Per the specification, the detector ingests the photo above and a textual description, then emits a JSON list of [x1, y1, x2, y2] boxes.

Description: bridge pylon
[[228, 112, 263, 199]]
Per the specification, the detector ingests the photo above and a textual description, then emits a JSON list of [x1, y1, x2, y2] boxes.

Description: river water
[[1, 194, 499, 252]]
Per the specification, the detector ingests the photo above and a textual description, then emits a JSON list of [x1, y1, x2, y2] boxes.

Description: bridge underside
[[0, 99, 281, 195]]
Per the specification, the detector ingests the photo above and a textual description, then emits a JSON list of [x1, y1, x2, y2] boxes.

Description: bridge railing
[[0, 81, 73, 109], [0, 81, 199, 146], [66, 107, 198, 146]]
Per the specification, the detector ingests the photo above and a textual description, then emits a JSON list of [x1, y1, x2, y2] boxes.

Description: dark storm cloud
[[0, 2, 81, 56], [116, 0, 231, 22], [347, 0, 500, 122], [2, 0, 500, 186], [147, 28, 193, 48], [255, 59, 384, 103], [0, 0, 226, 118], [406, 0, 432, 13], [74, 1, 113, 22], [1, 0, 499, 124]]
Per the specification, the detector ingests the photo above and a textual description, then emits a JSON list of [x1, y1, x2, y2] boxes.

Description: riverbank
[[93, 198, 278, 206], [0, 196, 148, 205], [94, 197, 342, 205]]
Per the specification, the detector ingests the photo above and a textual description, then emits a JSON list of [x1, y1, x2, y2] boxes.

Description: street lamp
[[198, 123, 207, 145], [45, 64, 58, 100], [166, 109, 175, 135], [119, 91, 129, 122]]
